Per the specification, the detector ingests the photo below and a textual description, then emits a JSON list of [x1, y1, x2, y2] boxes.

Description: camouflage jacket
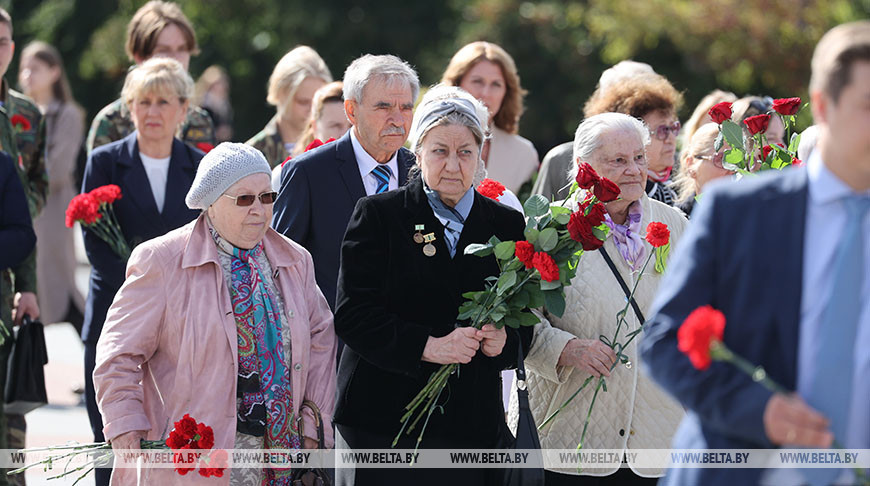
[[1, 79, 46, 326], [86, 97, 216, 154], [246, 115, 289, 168]]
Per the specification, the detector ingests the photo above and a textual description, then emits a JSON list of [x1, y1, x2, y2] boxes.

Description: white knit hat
[[185, 143, 273, 210]]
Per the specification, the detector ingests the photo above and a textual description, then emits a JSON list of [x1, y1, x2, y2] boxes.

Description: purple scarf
[[604, 201, 647, 272]]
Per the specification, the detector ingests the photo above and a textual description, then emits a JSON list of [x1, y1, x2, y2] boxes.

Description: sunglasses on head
[[222, 192, 278, 206], [650, 121, 681, 141], [749, 96, 774, 115]]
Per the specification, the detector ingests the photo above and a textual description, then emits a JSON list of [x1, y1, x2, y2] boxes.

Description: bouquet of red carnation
[[707, 97, 806, 174], [66, 184, 131, 261], [8, 414, 224, 484], [394, 164, 619, 452]]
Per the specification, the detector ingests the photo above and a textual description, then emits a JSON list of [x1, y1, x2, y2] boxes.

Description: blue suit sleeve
[[0, 155, 36, 270], [271, 161, 311, 246], [640, 190, 774, 447], [81, 151, 127, 286]]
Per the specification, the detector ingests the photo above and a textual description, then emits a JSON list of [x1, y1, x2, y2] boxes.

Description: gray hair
[[598, 60, 655, 91], [342, 54, 420, 104], [569, 112, 651, 182]]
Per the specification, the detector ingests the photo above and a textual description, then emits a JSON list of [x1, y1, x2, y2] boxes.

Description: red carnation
[[567, 211, 604, 251], [532, 251, 560, 282], [10, 114, 31, 132], [743, 114, 771, 136], [196, 142, 214, 153], [771, 97, 801, 116], [199, 449, 228, 478], [193, 423, 215, 449], [593, 178, 620, 202], [477, 178, 505, 200], [305, 139, 325, 152], [645, 222, 670, 248], [175, 414, 198, 440], [575, 163, 600, 189], [65, 193, 101, 227], [708, 102, 733, 124], [677, 305, 726, 371], [89, 184, 122, 205], [514, 240, 535, 269], [166, 429, 187, 450]]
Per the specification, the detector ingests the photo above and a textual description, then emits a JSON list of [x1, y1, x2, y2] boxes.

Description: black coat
[[0, 151, 35, 270], [334, 176, 533, 447], [81, 133, 202, 343], [271, 131, 415, 311]]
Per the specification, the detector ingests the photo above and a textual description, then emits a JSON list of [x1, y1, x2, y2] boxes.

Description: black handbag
[[290, 399, 332, 486], [4, 316, 48, 414], [499, 340, 545, 486]]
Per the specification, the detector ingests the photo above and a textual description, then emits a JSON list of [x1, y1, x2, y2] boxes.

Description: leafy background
[[6, 0, 868, 155]]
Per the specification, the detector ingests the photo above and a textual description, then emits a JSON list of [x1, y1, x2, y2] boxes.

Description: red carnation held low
[[514, 240, 535, 269], [532, 251, 560, 282], [477, 178, 506, 200], [645, 222, 670, 248], [65, 193, 101, 227], [677, 305, 726, 370], [89, 184, 123, 205]]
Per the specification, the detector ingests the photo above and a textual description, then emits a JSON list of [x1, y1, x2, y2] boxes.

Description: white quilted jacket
[[508, 195, 688, 477]]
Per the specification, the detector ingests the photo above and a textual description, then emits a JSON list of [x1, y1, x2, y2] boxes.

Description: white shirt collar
[[351, 128, 399, 186]]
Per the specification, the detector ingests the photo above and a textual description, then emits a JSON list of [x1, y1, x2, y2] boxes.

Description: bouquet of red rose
[[66, 184, 131, 261], [393, 171, 619, 453], [707, 97, 806, 173], [8, 414, 225, 484]]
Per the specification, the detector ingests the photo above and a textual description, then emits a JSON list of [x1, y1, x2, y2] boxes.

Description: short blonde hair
[[681, 89, 737, 157], [810, 21, 870, 103], [266, 46, 332, 107], [441, 41, 527, 134], [125, 1, 198, 61], [122, 57, 193, 106], [673, 123, 721, 203]]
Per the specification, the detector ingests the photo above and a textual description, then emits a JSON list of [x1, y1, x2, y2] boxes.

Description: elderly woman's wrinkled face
[[459, 60, 506, 121], [207, 173, 273, 249], [585, 129, 648, 203], [129, 89, 189, 145], [419, 124, 480, 207], [642, 110, 679, 175]]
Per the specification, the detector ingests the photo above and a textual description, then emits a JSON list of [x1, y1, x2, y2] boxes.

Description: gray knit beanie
[[185, 143, 273, 210]]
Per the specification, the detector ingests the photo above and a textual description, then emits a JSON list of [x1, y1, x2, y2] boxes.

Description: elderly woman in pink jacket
[[94, 143, 336, 484]]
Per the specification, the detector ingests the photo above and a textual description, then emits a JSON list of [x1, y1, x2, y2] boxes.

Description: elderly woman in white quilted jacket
[[508, 113, 688, 486]]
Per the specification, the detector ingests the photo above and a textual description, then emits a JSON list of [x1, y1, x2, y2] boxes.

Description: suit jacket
[[271, 131, 415, 310], [333, 176, 533, 447], [81, 133, 203, 343], [640, 167, 808, 486], [0, 151, 35, 270]]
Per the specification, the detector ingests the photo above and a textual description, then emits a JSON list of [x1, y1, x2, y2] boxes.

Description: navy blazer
[[271, 131, 415, 310], [0, 151, 35, 270], [641, 167, 808, 486], [81, 133, 203, 343]]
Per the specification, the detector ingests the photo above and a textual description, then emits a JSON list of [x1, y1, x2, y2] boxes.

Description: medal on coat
[[422, 233, 436, 257], [413, 224, 425, 244]]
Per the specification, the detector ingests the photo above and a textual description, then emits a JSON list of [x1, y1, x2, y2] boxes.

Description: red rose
[[65, 193, 101, 227], [195, 142, 214, 153], [792, 157, 803, 167], [89, 184, 123, 205], [514, 240, 535, 269], [708, 102, 733, 124], [645, 222, 670, 248], [532, 251, 560, 282], [677, 305, 726, 371], [593, 178, 620, 202], [581, 200, 606, 226], [477, 178, 506, 200], [575, 163, 600, 189], [193, 423, 215, 449], [567, 211, 604, 251], [761, 145, 773, 161], [771, 97, 801, 116], [10, 114, 31, 132], [743, 114, 771, 136]]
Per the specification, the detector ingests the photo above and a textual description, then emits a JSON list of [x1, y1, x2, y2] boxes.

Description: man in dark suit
[[272, 54, 418, 312], [641, 21, 870, 486]]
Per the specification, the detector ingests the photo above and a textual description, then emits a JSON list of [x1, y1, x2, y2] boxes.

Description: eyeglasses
[[649, 121, 681, 141], [694, 152, 725, 169], [222, 192, 278, 206]]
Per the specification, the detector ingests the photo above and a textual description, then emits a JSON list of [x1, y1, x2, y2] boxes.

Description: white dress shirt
[[763, 152, 870, 485], [139, 153, 170, 213], [350, 129, 399, 196]]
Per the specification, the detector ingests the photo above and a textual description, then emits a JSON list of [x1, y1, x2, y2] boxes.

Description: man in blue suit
[[641, 21, 870, 486], [272, 54, 419, 312]]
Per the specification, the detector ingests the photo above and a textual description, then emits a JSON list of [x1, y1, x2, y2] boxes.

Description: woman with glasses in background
[[672, 123, 733, 217], [584, 74, 684, 206]]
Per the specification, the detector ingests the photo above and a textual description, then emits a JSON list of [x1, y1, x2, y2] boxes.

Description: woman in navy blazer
[[80, 58, 203, 485]]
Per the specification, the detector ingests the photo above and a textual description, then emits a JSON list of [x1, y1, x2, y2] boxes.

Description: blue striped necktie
[[803, 196, 870, 486], [372, 164, 392, 194]]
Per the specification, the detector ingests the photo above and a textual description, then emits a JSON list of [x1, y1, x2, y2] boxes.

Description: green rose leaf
[[554, 213, 570, 225], [517, 311, 541, 327], [538, 228, 558, 252], [524, 227, 539, 245], [512, 288, 530, 309], [497, 270, 517, 295], [543, 289, 566, 318], [723, 147, 746, 170], [523, 194, 550, 218], [503, 316, 520, 329], [464, 243, 493, 257], [540, 279, 561, 291], [527, 286, 545, 308], [721, 120, 745, 151], [592, 226, 608, 241], [505, 258, 522, 272], [788, 132, 802, 154], [494, 241, 516, 260]]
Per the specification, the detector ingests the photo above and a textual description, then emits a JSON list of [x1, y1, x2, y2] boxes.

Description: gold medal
[[413, 224, 425, 244], [423, 243, 436, 257], [423, 233, 436, 243]]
